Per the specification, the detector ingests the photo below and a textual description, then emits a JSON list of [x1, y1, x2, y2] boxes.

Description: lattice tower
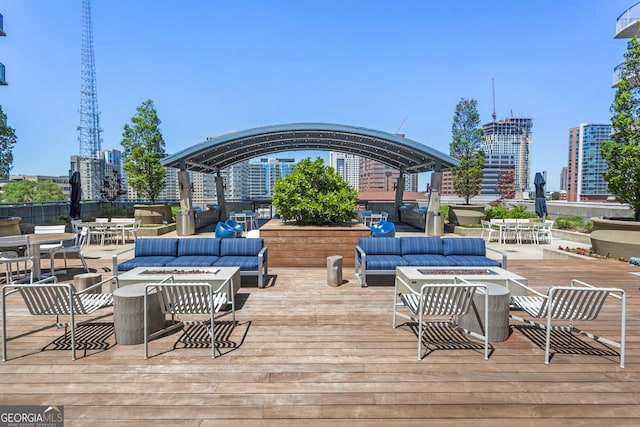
[[77, 0, 103, 200]]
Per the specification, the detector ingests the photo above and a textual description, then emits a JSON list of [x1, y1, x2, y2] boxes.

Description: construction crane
[[491, 78, 497, 121], [395, 115, 408, 135]]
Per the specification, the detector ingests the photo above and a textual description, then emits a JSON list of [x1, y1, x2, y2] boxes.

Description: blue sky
[[0, 0, 634, 192]]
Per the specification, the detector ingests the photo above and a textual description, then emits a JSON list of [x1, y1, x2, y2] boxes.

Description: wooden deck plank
[[1, 256, 639, 424]]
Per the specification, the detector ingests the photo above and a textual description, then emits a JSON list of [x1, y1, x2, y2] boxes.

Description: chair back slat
[[156, 283, 217, 315], [18, 286, 75, 315], [549, 288, 609, 321], [421, 285, 476, 316]]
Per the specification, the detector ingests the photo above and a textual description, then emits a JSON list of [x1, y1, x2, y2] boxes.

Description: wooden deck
[[1, 256, 639, 425]]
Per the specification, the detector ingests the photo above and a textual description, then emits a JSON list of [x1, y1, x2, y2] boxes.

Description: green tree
[[121, 99, 166, 203], [0, 106, 17, 178], [449, 98, 485, 204], [602, 36, 640, 221], [272, 157, 358, 225], [1, 179, 64, 202]]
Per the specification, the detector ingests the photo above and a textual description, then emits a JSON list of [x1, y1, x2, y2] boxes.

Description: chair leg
[[80, 253, 89, 272]]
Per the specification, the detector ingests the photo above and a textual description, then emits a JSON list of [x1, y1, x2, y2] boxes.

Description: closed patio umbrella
[[69, 171, 82, 219], [534, 172, 547, 219]]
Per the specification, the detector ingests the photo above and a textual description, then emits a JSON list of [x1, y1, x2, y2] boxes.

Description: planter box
[[260, 219, 370, 267], [136, 223, 176, 237], [590, 217, 640, 259], [448, 204, 485, 226]]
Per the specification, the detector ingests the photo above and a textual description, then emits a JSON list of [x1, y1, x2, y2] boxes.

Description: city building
[[247, 158, 296, 199], [482, 118, 532, 195], [566, 123, 613, 202], [480, 153, 516, 197], [560, 166, 568, 192], [358, 157, 417, 193], [330, 152, 360, 189]]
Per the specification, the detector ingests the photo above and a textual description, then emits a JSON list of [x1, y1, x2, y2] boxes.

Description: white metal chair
[[2, 275, 117, 361], [480, 220, 498, 242], [502, 219, 520, 244], [232, 213, 248, 231], [144, 276, 235, 359], [34, 225, 66, 272], [0, 235, 33, 284], [536, 220, 554, 244], [509, 278, 626, 367], [49, 227, 90, 277], [123, 219, 141, 242], [393, 275, 489, 360], [367, 213, 383, 226]]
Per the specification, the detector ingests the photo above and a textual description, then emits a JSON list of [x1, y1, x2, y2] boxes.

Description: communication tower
[[77, 0, 103, 200]]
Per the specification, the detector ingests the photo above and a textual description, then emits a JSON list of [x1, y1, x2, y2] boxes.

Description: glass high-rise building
[[567, 123, 612, 202], [482, 118, 532, 194]]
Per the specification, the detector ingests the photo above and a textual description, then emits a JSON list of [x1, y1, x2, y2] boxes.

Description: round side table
[[113, 283, 165, 345], [458, 282, 511, 342]]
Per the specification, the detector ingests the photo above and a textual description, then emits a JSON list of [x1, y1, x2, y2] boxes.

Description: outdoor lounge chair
[[2, 275, 118, 361], [143, 276, 235, 359], [393, 275, 489, 360], [509, 278, 626, 367]]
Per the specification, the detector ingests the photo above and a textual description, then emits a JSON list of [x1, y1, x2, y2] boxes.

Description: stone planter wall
[[448, 204, 485, 226], [590, 217, 640, 259], [134, 204, 173, 225], [0, 217, 22, 236]]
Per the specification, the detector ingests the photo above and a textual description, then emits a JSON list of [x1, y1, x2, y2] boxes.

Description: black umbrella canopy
[[534, 172, 546, 198], [69, 171, 82, 219], [534, 172, 547, 218]]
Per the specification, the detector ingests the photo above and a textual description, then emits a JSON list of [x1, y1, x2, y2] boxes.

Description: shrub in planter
[[272, 158, 358, 225]]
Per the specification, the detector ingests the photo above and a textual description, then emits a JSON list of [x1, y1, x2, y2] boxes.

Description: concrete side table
[[73, 272, 102, 294], [327, 255, 343, 287], [113, 283, 165, 345], [458, 282, 511, 342]]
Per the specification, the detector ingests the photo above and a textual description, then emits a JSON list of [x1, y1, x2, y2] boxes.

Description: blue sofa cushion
[[118, 256, 177, 272], [134, 238, 179, 257], [365, 255, 408, 270], [442, 238, 487, 256], [220, 238, 263, 256], [215, 256, 259, 271], [447, 255, 502, 268], [165, 256, 220, 267], [358, 237, 402, 256], [400, 237, 444, 255], [402, 254, 454, 267], [178, 238, 221, 257]]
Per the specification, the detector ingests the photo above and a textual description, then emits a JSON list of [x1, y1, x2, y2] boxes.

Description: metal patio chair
[[393, 275, 489, 360], [2, 275, 117, 361], [144, 276, 235, 359], [509, 278, 626, 367]]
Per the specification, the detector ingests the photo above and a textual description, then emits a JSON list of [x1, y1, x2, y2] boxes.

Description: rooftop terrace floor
[[1, 230, 639, 425]]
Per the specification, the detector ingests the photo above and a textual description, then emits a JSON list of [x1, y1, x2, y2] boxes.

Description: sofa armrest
[[486, 246, 507, 269], [354, 246, 367, 287], [112, 246, 135, 273], [258, 246, 268, 273]]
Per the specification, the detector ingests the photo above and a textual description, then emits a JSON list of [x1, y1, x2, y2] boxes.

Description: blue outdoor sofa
[[112, 237, 268, 288], [354, 236, 507, 287]]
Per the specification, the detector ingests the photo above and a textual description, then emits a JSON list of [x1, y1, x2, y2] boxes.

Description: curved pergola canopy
[[161, 123, 459, 173]]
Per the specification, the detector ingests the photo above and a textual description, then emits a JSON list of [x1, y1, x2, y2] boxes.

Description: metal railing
[[616, 2, 640, 36]]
